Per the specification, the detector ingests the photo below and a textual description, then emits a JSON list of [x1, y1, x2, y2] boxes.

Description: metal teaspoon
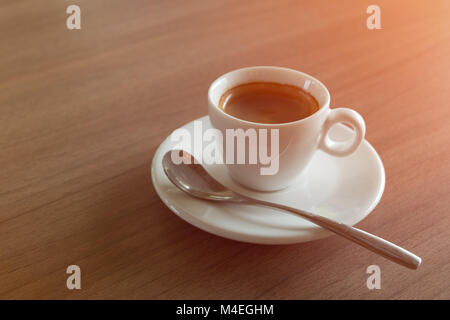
[[162, 150, 421, 269]]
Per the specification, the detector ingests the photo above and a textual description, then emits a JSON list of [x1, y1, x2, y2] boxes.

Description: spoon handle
[[252, 199, 421, 269]]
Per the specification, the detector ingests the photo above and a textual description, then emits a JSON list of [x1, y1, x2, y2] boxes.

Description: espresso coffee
[[218, 82, 319, 124]]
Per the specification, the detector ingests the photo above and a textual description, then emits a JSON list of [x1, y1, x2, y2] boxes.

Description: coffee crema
[[218, 82, 319, 124]]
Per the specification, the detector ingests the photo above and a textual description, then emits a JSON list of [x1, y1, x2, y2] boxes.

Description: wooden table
[[1, 0, 449, 299]]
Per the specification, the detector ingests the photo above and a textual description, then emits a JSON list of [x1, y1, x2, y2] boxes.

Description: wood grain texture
[[1, 0, 449, 299]]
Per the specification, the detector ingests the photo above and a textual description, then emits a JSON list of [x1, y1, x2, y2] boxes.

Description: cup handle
[[319, 108, 366, 157]]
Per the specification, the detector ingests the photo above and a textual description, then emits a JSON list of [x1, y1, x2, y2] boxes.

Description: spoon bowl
[[163, 150, 239, 202]]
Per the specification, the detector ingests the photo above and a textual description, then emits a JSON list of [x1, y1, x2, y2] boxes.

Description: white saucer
[[151, 116, 385, 244]]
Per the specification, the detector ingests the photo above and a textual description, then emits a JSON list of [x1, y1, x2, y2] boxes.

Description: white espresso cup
[[208, 66, 365, 191]]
